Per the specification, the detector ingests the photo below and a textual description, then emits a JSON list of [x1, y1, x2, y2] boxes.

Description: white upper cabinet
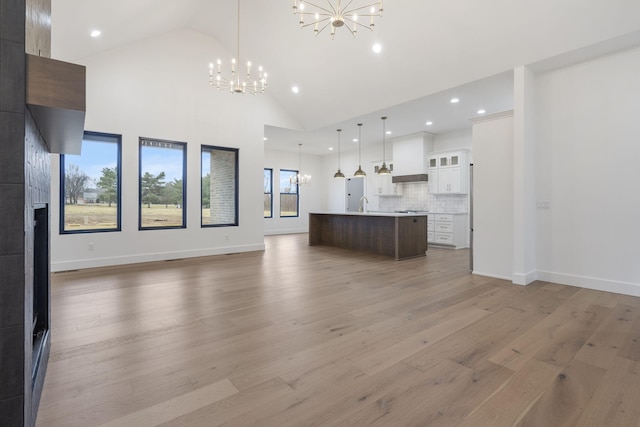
[[427, 150, 469, 194], [373, 173, 403, 196]]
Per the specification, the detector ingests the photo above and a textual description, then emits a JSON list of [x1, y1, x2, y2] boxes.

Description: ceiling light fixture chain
[[292, 0, 383, 39], [334, 129, 345, 178], [354, 123, 366, 176], [209, 0, 267, 94]]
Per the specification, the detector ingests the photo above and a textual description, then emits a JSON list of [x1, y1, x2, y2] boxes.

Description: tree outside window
[[139, 138, 186, 229], [60, 132, 121, 233], [280, 169, 299, 217], [264, 169, 272, 218]]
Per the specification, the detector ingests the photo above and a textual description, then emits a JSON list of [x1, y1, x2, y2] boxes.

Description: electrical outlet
[[225, 235, 230, 241], [88, 242, 95, 251]]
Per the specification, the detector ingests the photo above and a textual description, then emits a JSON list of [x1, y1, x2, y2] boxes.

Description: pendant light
[[290, 143, 311, 185], [377, 116, 391, 175], [354, 123, 366, 177], [333, 129, 345, 178]]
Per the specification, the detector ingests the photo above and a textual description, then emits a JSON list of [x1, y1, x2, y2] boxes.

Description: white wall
[[434, 129, 472, 154], [263, 149, 324, 235], [535, 46, 640, 295], [51, 29, 299, 271], [471, 112, 514, 280]]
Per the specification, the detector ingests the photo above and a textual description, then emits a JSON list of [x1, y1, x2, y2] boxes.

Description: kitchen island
[[309, 212, 428, 260]]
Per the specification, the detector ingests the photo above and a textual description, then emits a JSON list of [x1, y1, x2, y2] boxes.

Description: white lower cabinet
[[427, 213, 468, 249]]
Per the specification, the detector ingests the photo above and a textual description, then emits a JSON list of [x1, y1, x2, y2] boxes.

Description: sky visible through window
[[280, 170, 298, 193], [140, 145, 184, 181], [64, 139, 117, 185], [202, 151, 210, 177]]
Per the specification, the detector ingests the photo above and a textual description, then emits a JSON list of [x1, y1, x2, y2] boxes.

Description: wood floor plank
[[98, 379, 238, 427], [513, 359, 606, 427], [36, 233, 640, 426], [353, 306, 491, 375], [574, 357, 640, 427], [457, 358, 561, 427], [576, 303, 640, 369]]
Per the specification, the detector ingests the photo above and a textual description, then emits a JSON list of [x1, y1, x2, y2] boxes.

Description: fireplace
[[32, 204, 50, 400]]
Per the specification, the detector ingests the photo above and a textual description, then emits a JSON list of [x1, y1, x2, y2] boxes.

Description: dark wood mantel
[[309, 212, 428, 260]]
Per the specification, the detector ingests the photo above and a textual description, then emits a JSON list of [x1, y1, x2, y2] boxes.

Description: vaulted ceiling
[[52, 0, 640, 154]]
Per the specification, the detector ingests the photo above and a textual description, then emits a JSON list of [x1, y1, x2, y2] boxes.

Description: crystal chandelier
[[292, 0, 383, 39], [334, 129, 345, 178], [354, 123, 366, 176], [378, 116, 391, 175], [291, 144, 312, 185], [209, 0, 267, 94]]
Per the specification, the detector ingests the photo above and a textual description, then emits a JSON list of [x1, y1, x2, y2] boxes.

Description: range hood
[[392, 174, 428, 183]]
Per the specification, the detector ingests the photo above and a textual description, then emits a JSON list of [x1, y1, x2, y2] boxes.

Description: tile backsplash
[[378, 182, 468, 213]]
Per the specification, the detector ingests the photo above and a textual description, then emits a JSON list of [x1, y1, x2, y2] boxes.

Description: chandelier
[[292, 0, 383, 39], [291, 144, 312, 186], [209, 0, 267, 94]]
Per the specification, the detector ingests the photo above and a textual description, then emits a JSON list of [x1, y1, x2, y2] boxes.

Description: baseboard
[[512, 270, 538, 286], [264, 228, 308, 236], [471, 271, 513, 282], [536, 270, 640, 297], [51, 243, 266, 272]]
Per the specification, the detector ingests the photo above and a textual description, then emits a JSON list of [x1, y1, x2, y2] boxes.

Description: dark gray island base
[[309, 212, 428, 260]]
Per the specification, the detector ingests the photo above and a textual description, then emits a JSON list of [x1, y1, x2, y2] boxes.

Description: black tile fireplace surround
[[1, 0, 54, 419]]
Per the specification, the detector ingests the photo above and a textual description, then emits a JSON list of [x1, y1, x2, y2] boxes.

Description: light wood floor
[[38, 234, 640, 426]]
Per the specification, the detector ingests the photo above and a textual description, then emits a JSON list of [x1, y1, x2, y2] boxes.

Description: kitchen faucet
[[358, 196, 369, 213]]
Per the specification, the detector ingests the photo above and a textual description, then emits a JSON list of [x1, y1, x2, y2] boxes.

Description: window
[[60, 131, 121, 233], [201, 145, 239, 227], [264, 168, 273, 218], [139, 137, 186, 230], [279, 169, 299, 217]]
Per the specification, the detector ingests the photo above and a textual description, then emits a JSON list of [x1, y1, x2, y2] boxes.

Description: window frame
[[59, 131, 122, 234], [264, 168, 273, 219], [138, 137, 187, 231], [200, 144, 239, 228], [279, 169, 300, 218]]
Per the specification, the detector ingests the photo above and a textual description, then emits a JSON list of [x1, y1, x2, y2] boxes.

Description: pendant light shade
[[377, 116, 391, 175], [333, 129, 345, 178], [354, 123, 366, 177]]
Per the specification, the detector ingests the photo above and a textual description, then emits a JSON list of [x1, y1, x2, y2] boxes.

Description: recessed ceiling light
[[90, 30, 101, 38], [372, 43, 382, 53], [477, 109, 486, 114], [426, 121, 433, 126], [353, 138, 358, 142], [450, 98, 459, 104], [263, 137, 268, 141], [292, 86, 300, 94], [386, 131, 392, 135], [328, 147, 334, 151]]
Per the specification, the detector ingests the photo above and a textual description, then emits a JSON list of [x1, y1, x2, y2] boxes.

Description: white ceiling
[[51, 0, 640, 155]]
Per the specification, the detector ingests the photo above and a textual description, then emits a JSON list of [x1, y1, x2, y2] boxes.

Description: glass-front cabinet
[[427, 150, 468, 194]]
